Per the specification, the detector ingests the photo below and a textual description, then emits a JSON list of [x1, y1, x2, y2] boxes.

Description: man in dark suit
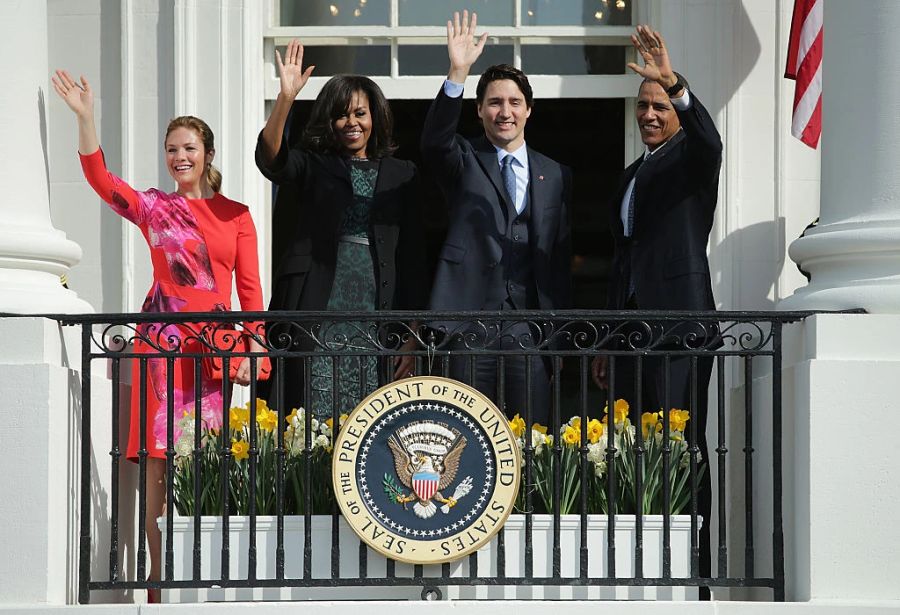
[[422, 11, 572, 424], [592, 25, 722, 586]]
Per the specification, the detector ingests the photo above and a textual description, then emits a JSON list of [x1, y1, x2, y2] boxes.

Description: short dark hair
[[475, 64, 534, 108], [302, 74, 396, 158]]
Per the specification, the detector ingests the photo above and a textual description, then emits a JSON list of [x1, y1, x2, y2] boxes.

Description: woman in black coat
[[256, 39, 425, 416]]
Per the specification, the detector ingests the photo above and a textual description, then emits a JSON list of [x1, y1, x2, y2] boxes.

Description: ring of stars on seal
[[357, 402, 495, 539]]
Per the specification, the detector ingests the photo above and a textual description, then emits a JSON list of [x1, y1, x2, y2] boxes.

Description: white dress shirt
[[444, 79, 530, 214]]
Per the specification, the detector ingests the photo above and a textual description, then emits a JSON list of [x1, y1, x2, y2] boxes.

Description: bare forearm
[[259, 93, 294, 164], [76, 113, 100, 156], [447, 65, 470, 84]]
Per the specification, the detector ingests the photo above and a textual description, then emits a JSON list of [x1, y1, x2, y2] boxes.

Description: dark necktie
[[501, 155, 516, 208], [626, 157, 647, 300], [625, 158, 645, 238]]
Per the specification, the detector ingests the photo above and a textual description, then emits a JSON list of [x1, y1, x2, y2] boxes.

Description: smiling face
[[333, 90, 372, 158], [477, 79, 532, 152], [165, 126, 213, 192], [636, 80, 681, 149]]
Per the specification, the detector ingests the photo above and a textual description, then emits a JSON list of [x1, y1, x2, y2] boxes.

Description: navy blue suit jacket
[[607, 92, 722, 311], [421, 88, 572, 312]]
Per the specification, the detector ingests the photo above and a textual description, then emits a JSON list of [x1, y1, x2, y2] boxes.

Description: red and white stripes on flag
[[785, 0, 823, 148], [412, 472, 439, 501]]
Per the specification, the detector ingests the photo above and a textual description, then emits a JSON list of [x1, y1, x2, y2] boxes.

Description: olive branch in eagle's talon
[[383, 473, 415, 507]]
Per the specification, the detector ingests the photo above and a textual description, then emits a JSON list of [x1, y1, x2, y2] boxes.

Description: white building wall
[[48, 0, 121, 313], [645, 0, 821, 313], [48, 0, 267, 313]]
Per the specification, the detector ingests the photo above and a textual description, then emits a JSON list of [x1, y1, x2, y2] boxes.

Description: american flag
[[785, 0, 823, 148]]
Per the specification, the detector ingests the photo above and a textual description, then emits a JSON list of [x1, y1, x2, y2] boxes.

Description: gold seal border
[[332, 376, 521, 565]]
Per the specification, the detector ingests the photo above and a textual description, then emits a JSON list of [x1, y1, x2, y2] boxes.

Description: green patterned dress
[[310, 158, 379, 415]]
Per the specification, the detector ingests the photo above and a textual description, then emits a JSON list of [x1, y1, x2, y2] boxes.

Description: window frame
[[263, 0, 644, 165], [264, 0, 642, 101]]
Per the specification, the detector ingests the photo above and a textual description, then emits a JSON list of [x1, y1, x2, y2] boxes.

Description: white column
[[780, 0, 900, 314], [0, 0, 92, 314]]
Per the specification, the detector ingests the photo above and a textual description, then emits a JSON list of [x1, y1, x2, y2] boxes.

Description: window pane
[[278, 45, 391, 76], [521, 0, 633, 26], [521, 45, 625, 75], [398, 45, 514, 76], [280, 0, 389, 26], [399, 0, 514, 26]]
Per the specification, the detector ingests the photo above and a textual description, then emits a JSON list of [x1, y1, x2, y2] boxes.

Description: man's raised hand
[[626, 25, 677, 90], [447, 10, 488, 82]]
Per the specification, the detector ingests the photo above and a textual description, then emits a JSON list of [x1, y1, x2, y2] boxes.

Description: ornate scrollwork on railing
[[717, 320, 773, 352], [84, 312, 776, 357], [91, 320, 265, 354]]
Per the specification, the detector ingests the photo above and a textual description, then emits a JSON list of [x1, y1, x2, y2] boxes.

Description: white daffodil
[[587, 441, 604, 465], [174, 436, 194, 458], [286, 427, 305, 457], [679, 447, 702, 469], [531, 428, 546, 454]]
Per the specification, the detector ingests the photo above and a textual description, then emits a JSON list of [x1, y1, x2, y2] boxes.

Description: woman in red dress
[[52, 69, 265, 600]]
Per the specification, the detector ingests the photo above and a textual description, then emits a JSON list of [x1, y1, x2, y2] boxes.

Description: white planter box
[[159, 514, 700, 602]]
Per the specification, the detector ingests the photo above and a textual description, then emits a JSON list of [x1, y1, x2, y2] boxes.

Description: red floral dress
[[80, 149, 264, 461]]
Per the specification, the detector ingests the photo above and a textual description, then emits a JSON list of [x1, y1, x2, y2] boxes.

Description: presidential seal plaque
[[333, 376, 521, 565]]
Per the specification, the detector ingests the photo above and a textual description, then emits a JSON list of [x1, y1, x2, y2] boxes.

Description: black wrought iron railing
[[56, 309, 804, 603]]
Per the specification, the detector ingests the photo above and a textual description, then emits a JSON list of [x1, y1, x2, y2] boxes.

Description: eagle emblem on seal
[[383, 421, 474, 519]]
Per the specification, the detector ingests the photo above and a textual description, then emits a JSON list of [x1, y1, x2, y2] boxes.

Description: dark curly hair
[[475, 64, 534, 108], [302, 75, 396, 158]]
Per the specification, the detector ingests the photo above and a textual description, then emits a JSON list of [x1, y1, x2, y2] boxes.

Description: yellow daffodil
[[654, 408, 690, 433], [508, 414, 526, 438], [229, 406, 249, 431], [562, 425, 580, 446], [587, 418, 604, 443], [601, 398, 630, 425], [231, 438, 249, 461], [613, 399, 629, 424], [532, 423, 548, 435], [325, 413, 350, 432], [325, 414, 350, 431], [641, 412, 662, 438], [669, 409, 690, 432], [286, 408, 300, 424], [569, 416, 582, 432], [256, 406, 278, 432], [245, 398, 269, 414]]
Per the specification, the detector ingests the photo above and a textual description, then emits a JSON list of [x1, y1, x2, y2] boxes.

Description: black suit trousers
[[446, 301, 552, 425]]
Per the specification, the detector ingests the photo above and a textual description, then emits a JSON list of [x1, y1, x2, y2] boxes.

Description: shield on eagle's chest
[[412, 470, 440, 501]]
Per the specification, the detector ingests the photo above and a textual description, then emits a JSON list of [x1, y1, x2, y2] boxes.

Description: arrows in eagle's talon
[[439, 496, 459, 514]]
